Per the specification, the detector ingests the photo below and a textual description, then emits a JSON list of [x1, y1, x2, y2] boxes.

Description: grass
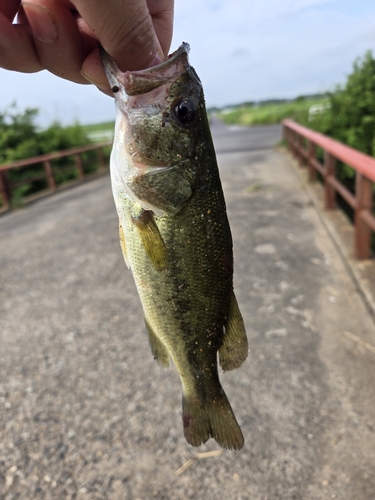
[[81, 121, 115, 133], [219, 98, 329, 127], [82, 121, 115, 143]]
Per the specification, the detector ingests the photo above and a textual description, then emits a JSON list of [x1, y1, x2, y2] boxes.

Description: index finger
[[0, 9, 42, 72], [70, 0, 165, 71]]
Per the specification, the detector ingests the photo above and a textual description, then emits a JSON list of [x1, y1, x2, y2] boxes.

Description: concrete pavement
[[1, 123, 375, 499]]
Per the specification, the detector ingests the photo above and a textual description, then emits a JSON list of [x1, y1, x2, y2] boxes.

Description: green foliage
[[0, 104, 103, 208], [0, 104, 39, 163], [82, 121, 115, 133], [328, 51, 375, 156], [219, 98, 328, 127], [301, 52, 375, 240], [38, 121, 89, 154], [0, 109, 91, 163], [306, 51, 375, 188]]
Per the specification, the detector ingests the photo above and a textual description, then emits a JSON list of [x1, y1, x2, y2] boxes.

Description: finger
[[0, 11, 42, 72], [69, 0, 165, 72], [22, 0, 85, 82], [81, 47, 113, 95], [22, 0, 96, 83], [147, 0, 174, 56]]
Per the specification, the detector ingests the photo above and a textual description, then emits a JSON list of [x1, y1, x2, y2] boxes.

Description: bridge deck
[[1, 124, 375, 499]]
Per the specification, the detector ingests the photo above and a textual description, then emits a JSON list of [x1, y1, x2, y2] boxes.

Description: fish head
[[102, 43, 211, 215]]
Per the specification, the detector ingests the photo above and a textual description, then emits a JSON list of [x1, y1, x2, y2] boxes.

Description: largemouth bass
[[101, 43, 248, 450]]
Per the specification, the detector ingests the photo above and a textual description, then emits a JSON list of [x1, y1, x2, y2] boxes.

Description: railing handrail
[[283, 119, 375, 183], [0, 140, 112, 212], [283, 119, 375, 260], [0, 141, 112, 172]]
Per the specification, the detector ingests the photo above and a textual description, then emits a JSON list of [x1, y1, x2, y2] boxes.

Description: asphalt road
[[1, 123, 375, 499]]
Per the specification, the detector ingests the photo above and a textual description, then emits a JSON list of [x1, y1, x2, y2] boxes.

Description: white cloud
[[172, 0, 375, 107]]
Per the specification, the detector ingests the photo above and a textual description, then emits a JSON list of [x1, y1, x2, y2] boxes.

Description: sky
[[1, 0, 375, 127]]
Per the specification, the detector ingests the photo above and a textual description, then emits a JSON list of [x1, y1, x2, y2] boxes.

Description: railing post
[[355, 172, 373, 259], [97, 147, 106, 169], [0, 170, 11, 208], [297, 135, 304, 167], [43, 160, 56, 191], [292, 130, 297, 156], [284, 124, 292, 153], [284, 126, 289, 150], [75, 154, 84, 179], [307, 140, 316, 182], [324, 152, 336, 209], [288, 129, 293, 154]]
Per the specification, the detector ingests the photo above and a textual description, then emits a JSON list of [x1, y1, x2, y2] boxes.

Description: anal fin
[[145, 317, 170, 368], [219, 291, 248, 372]]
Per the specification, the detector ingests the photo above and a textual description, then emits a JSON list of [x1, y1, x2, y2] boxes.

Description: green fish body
[[102, 44, 248, 450]]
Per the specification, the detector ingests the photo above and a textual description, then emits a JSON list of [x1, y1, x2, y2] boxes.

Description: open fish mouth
[[101, 42, 191, 98]]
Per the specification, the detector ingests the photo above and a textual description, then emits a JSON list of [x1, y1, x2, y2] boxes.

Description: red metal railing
[[0, 141, 112, 211], [283, 119, 375, 259]]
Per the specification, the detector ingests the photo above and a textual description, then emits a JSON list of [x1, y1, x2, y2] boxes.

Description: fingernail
[[81, 70, 111, 93], [148, 52, 165, 68], [22, 2, 57, 43]]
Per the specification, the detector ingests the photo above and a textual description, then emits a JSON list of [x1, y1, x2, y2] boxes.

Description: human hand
[[0, 0, 174, 94]]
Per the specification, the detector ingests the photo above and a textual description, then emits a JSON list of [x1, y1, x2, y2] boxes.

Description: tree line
[[0, 106, 108, 207]]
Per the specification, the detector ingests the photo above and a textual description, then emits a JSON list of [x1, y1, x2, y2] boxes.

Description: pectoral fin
[[131, 210, 168, 271], [119, 222, 130, 268], [219, 291, 248, 372], [145, 317, 170, 368]]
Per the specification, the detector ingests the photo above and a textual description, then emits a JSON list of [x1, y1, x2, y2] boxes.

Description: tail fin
[[182, 389, 244, 450]]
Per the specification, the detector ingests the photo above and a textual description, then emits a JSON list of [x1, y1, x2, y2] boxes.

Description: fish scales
[[102, 43, 248, 450]]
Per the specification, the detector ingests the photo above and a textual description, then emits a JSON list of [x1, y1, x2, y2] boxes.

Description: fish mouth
[[101, 43, 191, 97]]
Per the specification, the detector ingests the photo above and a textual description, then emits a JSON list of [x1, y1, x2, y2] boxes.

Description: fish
[[101, 43, 248, 450]]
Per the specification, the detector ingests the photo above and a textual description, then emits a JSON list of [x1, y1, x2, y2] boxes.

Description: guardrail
[[283, 119, 375, 259], [0, 141, 112, 212]]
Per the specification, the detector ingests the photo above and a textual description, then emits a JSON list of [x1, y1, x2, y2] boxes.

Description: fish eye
[[172, 98, 197, 126]]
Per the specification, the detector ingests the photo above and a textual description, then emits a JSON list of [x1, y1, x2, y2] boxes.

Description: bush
[[0, 105, 95, 206], [307, 51, 375, 190], [306, 51, 375, 152], [0, 104, 39, 163]]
